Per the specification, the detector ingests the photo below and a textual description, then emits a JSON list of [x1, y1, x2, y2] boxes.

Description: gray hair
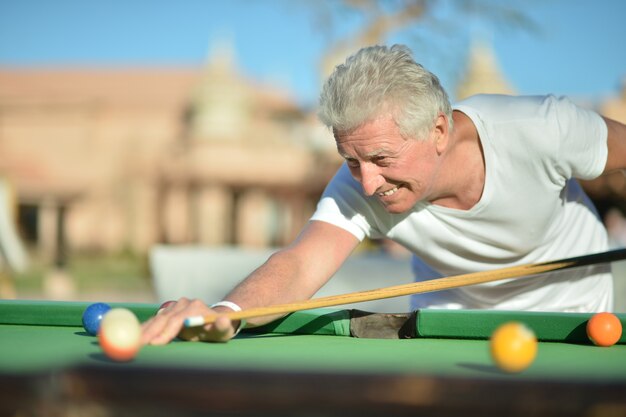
[[318, 44, 453, 140]]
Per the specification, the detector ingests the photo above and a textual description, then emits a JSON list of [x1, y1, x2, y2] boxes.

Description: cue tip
[[184, 316, 205, 328]]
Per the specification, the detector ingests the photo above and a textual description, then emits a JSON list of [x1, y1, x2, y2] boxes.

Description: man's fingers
[[212, 315, 236, 342], [141, 298, 193, 345], [177, 315, 234, 343], [140, 298, 236, 345]]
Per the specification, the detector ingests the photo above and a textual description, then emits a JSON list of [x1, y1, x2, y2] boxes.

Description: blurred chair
[[149, 245, 413, 313]]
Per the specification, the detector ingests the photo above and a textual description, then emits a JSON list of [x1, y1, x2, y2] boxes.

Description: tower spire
[[456, 38, 515, 100]]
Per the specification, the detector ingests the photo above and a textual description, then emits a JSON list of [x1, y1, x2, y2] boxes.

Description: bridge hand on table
[[140, 298, 236, 345]]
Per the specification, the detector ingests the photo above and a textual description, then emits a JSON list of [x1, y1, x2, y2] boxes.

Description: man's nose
[[359, 164, 384, 196]]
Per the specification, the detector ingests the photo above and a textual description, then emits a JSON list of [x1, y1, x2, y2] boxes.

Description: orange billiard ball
[[490, 321, 538, 373], [98, 308, 142, 362], [586, 312, 622, 347]]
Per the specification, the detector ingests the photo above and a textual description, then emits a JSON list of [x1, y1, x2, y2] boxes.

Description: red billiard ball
[[98, 308, 142, 362], [82, 302, 112, 336], [587, 312, 622, 347]]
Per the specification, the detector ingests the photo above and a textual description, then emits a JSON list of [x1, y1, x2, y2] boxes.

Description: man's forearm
[[219, 221, 360, 328], [220, 249, 326, 327]]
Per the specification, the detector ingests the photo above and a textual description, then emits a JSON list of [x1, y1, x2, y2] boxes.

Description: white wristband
[[210, 301, 246, 336]]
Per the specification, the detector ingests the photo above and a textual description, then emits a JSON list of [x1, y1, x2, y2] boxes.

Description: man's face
[[335, 116, 441, 214]]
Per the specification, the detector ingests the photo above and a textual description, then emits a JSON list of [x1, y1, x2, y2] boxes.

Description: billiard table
[[1, 300, 625, 417]]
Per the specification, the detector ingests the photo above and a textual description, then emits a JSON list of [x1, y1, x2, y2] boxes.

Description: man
[[142, 44, 626, 345]]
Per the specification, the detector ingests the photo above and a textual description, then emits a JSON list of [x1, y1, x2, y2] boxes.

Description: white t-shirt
[[311, 94, 613, 312]]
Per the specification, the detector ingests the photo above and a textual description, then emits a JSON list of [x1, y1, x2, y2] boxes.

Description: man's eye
[[346, 159, 360, 168], [373, 156, 388, 165]]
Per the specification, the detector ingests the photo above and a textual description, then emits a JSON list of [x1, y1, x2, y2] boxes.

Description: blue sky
[[1, 0, 625, 107]]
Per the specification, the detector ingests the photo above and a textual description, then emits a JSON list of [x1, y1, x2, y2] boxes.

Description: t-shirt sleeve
[[310, 164, 381, 241], [552, 95, 608, 180]]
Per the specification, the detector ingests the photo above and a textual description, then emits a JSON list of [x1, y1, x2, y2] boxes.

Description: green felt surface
[[416, 309, 626, 343], [249, 308, 352, 336], [2, 300, 624, 343], [0, 300, 158, 326], [252, 307, 626, 343], [0, 300, 625, 382], [1, 322, 626, 382]]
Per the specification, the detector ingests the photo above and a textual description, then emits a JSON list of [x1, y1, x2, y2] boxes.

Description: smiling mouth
[[378, 187, 399, 197]]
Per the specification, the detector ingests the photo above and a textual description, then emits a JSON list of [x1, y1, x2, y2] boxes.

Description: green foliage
[[12, 252, 152, 297]]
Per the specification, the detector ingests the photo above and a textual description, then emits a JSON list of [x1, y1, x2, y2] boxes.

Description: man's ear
[[433, 113, 449, 154]]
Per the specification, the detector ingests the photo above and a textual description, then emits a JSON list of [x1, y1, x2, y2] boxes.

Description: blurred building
[[456, 39, 516, 100], [601, 77, 626, 122], [0, 39, 624, 263], [0, 44, 341, 261]]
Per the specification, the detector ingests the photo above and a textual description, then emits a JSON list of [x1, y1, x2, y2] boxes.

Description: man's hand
[[141, 298, 238, 345]]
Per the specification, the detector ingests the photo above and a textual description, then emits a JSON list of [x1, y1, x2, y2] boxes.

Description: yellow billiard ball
[[490, 321, 538, 373]]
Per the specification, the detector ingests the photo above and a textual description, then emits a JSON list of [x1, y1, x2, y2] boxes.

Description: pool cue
[[184, 248, 626, 327]]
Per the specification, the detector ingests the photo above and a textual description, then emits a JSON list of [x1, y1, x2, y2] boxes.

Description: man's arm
[[141, 220, 360, 345], [602, 116, 626, 173]]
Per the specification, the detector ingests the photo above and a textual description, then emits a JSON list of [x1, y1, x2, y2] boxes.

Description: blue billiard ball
[[82, 302, 112, 336]]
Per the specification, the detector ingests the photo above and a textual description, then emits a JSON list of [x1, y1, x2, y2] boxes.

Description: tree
[[302, 0, 541, 88]]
